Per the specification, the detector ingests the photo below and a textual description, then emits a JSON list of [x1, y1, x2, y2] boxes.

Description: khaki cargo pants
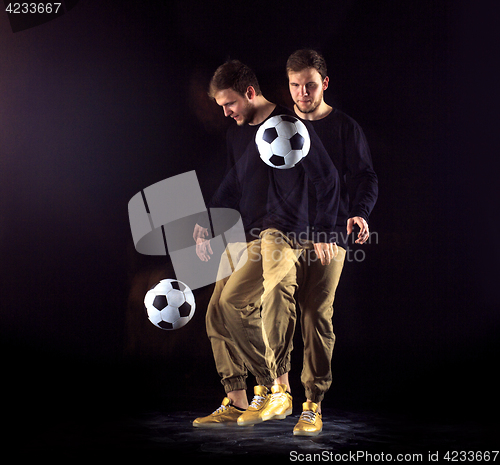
[[205, 228, 345, 403]]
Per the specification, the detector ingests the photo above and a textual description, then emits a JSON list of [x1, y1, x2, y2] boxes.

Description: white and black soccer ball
[[144, 279, 195, 330], [255, 114, 310, 169]]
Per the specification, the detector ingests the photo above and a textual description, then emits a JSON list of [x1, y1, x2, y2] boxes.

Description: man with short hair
[[193, 60, 340, 429], [285, 49, 378, 436]]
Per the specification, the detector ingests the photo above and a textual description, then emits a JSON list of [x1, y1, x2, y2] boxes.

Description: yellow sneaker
[[293, 402, 322, 436], [192, 397, 245, 428], [237, 385, 270, 426], [260, 384, 293, 422]]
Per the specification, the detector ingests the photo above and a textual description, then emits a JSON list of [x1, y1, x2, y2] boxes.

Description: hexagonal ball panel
[[166, 289, 185, 307], [271, 137, 292, 156], [276, 121, 297, 139]]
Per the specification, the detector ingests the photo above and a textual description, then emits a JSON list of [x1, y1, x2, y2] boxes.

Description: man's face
[[214, 88, 255, 126], [288, 68, 328, 115]]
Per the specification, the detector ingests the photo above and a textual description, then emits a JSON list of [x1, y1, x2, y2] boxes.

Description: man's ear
[[246, 86, 256, 100], [323, 76, 330, 91]]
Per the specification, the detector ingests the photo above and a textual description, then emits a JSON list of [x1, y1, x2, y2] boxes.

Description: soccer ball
[[255, 114, 310, 169], [144, 279, 196, 330]]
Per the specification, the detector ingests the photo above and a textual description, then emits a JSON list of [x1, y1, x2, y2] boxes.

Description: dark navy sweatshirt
[[207, 106, 340, 243], [304, 108, 378, 250]]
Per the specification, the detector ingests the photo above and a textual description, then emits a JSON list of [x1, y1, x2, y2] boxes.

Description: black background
[[1, 0, 498, 434]]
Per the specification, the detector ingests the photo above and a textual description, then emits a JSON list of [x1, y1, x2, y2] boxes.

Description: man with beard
[[284, 49, 378, 435], [193, 60, 340, 429]]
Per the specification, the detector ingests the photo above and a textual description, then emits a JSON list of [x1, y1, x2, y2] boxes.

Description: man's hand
[[193, 223, 213, 261], [313, 242, 339, 266], [193, 223, 209, 242], [347, 216, 369, 244]]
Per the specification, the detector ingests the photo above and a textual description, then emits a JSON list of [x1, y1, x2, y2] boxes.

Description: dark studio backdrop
[[1, 0, 498, 436]]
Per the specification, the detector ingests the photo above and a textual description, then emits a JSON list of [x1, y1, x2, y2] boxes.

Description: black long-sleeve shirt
[[305, 108, 378, 249], [207, 106, 340, 243]]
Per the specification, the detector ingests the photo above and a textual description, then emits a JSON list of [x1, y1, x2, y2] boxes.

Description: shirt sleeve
[[197, 128, 242, 230], [344, 121, 378, 221]]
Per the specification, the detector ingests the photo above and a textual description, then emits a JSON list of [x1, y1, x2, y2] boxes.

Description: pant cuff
[[255, 374, 275, 387], [275, 361, 291, 379], [304, 387, 327, 404], [221, 376, 247, 394]]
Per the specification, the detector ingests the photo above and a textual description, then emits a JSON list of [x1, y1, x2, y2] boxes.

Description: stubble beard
[[236, 101, 256, 126], [296, 99, 321, 115]]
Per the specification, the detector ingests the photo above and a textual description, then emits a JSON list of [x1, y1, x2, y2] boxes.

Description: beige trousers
[[205, 228, 345, 402], [296, 247, 346, 402]]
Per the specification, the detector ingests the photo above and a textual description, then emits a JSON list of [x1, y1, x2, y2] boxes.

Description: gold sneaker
[[260, 384, 293, 422], [237, 385, 270, 426], [192, 397, 245, 428], [293, 401, 322, 436]]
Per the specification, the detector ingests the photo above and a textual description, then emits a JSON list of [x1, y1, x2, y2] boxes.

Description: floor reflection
[[24, 407, 496, 461]]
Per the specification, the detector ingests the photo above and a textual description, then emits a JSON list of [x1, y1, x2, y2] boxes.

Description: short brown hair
[[208, 60, 262, 99], [286, 49, 328, 81]]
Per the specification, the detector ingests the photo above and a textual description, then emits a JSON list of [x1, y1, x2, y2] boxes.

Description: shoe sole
[[237, 417, 263, 426], [293, 429, 322, 437], [261, 406, 293, 422], [193, 421, 240, 428]]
